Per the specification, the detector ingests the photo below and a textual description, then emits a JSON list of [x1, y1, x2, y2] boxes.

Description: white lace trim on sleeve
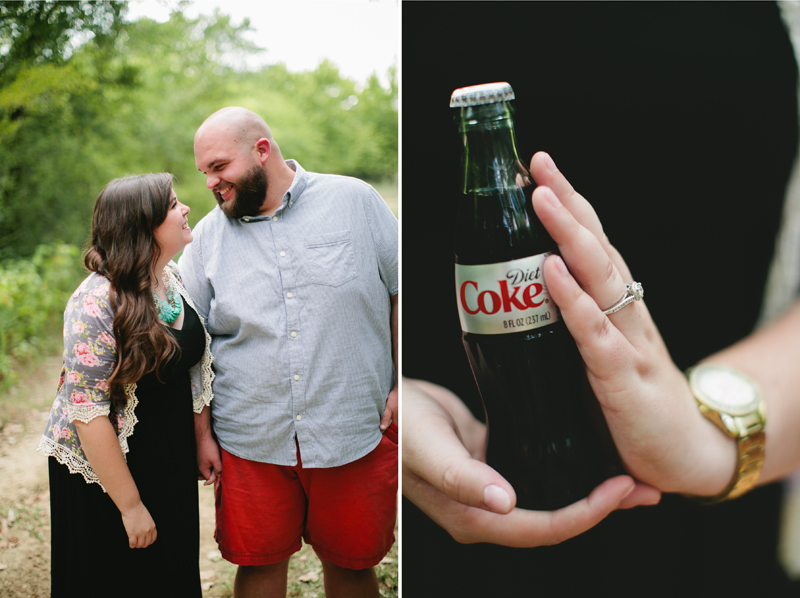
[[117, 382, 139, 455], [37, 435, 105, 492], [41, 382, 138, 491], [67, 402, 110, 424], [171, 267, 215, 413]]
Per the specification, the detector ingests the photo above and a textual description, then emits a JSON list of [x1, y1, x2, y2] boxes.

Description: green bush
[[0, 243, 84, 388]]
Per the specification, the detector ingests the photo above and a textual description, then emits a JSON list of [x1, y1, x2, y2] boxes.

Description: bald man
[[179, 107, 398, 598]]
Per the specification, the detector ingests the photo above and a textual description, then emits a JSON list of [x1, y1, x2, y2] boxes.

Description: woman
[[38, 173, 214, 596]]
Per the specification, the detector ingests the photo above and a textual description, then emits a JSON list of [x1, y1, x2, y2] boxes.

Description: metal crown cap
[[450, 82, 515, 107]]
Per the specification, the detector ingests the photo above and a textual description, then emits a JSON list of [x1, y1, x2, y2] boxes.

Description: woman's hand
[[528, 152, 737, 496], [120, 501, 157, 549], [402, 378, 660, 547]]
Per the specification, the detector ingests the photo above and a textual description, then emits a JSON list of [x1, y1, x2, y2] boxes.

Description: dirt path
[[0, 356, 398, 597]]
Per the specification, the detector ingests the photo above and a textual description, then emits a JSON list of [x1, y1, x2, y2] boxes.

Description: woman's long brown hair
[[84, 173, 179, 410]]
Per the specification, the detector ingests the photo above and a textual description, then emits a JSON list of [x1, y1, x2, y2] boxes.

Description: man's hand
[[195, 406, 222, 485], [402, 378, 660, 547]]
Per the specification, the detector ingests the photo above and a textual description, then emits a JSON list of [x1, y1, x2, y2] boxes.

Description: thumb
[[379, 406, 394, 431], [409, 419, 517, 513]]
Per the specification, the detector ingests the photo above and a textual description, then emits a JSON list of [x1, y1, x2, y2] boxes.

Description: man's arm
[[380, 292, 398, 431], [178, 229, 221, 482], [177, 232, 212, 321]]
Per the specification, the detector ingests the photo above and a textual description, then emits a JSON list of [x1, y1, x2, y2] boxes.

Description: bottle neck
[[458, 102, 531, 194]]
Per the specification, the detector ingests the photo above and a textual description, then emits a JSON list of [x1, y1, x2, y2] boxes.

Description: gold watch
[[687, 363, 766, 504]]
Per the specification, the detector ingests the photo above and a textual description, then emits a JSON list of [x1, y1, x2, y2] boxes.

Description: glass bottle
[[452, 82, 623, 510]]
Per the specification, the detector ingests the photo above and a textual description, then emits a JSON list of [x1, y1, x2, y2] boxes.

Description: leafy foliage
[[0, 4, 397, 260], [0, 2, 397, 376], [0, 1, 125, 83], [0, 243, 83, 389]]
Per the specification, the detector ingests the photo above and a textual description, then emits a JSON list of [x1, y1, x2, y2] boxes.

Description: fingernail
[[552, 255, 567, 274], [483, 484, 512, 513], [544, 152, 558, 173], [621, 484, 635, 501], [543, 186, 561, 208]]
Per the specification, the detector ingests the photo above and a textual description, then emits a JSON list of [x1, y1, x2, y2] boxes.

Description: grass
[[0, 498, 50, 544]]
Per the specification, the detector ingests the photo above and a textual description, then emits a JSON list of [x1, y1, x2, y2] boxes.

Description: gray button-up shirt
[[178, 161, 398, 468]]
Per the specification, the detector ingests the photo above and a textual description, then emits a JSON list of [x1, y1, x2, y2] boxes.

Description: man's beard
[[217, 164, 268, 219]]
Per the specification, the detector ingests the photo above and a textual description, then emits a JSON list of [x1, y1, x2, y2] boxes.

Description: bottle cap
[[450, 82, 515, 107]]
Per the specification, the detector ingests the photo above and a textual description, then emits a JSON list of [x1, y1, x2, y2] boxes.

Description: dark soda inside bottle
[[452, 83, 623, 510]]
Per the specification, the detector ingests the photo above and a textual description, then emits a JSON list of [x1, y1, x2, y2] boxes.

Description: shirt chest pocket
[[304, 230, 357, 287]]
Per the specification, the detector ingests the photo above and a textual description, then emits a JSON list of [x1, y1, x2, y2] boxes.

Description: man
[[179, 107, 398, 598]]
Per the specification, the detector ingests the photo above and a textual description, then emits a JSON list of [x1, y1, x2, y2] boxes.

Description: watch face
[[689, 364, 761, 416]]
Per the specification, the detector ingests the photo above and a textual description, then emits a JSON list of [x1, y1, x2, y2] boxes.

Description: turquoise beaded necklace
[[152, 270, 182, 324]]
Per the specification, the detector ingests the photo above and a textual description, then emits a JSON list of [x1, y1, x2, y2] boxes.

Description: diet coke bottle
[[451, 82, 623, 510]]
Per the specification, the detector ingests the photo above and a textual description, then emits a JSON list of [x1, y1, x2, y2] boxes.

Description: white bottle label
[[455, 252, 561, 335]]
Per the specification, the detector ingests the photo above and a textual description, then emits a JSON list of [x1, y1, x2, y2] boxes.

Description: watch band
[[695, 430, 765, 504]]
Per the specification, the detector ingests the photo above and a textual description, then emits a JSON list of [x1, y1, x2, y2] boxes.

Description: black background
[[401, 2, 800, 595]]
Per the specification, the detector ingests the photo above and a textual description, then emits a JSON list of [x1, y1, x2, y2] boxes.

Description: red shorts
[[214, 422, 398, 570]]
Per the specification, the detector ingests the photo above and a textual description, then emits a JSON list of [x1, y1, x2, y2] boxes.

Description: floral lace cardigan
[[37, 263, 214, 491]]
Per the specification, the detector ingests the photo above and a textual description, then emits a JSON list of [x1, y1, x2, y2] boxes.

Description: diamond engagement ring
[[602, 282, 644, 315]]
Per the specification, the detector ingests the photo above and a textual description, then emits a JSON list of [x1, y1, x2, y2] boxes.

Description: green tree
[[0, 1, 129, 258], [0, 1, 125, 83], [0, 3, 397, 260]]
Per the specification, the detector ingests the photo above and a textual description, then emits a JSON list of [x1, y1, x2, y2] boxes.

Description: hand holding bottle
[[451, 83, 626, 510], [529, 151, 739, 496], [402, 377, 661, 547]]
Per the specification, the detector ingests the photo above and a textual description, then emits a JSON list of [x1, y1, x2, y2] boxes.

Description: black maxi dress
[[49, 304, 205, 598]]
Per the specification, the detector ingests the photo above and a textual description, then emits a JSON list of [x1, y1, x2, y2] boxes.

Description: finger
[[204, 467, 218, 485], [485, 475, 636, 547], [198, 465, 211, 481], [417, 430, 516, 514], [141, 529, 156, 549], [529, 152, 605, 245], [529, 152, 632, 280], [404, 388, 516, 513], [616, 482, 661, 509], [532, 186, 631, 320], [542, 255, 635, 375], [406, 379, 486, 459], [428, 474, 635, 547], [379, 406, 393, 431]]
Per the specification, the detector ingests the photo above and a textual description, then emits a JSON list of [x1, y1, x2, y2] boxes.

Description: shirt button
[[294, 375, 299, 381], [291, 331, 297, 338], [280, 251, 286, 257], [287, 292, 293, 298], [272, 216, 278, 222], [296, 415, 302, 421]]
